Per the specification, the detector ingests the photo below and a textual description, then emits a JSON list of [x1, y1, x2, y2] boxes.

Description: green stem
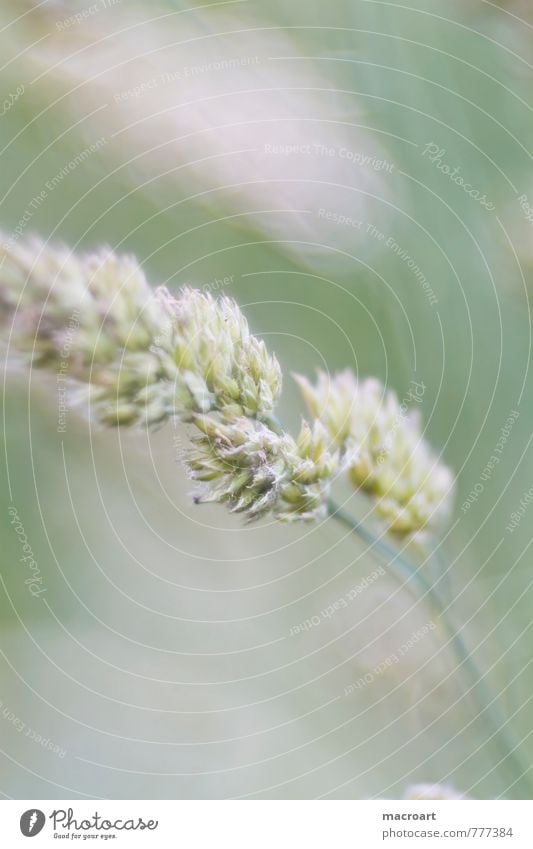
[[327, 498, 532, 800]]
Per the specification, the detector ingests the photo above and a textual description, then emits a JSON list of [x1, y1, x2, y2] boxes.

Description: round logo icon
[[20, 809, 46, 837]]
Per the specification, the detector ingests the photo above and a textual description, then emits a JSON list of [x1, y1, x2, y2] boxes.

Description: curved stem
[[327, 497, 533, 800]]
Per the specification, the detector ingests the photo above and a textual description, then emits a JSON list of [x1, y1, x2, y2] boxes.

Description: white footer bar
[[1, 799, 532, 847]]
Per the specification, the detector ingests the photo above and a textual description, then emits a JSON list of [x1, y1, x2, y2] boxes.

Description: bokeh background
[[0, 0, 532, 799]]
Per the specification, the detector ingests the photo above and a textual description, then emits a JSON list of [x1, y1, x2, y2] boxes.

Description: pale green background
[[0, 0, 532, 799]]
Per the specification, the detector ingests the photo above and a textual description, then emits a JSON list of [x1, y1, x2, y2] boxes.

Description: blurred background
[[0, 0, 532, 799]]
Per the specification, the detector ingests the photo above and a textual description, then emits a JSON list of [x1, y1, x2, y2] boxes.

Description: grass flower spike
[[0, 238, 281, 428], [4, 234, 529, 799], [0, 234, 333, 522], [0, 236, 173, 426], [0, 234, 452, 531], [296, 369, 455, 536], [188, 415, 337, 522], [156, 286, 281, 422]]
